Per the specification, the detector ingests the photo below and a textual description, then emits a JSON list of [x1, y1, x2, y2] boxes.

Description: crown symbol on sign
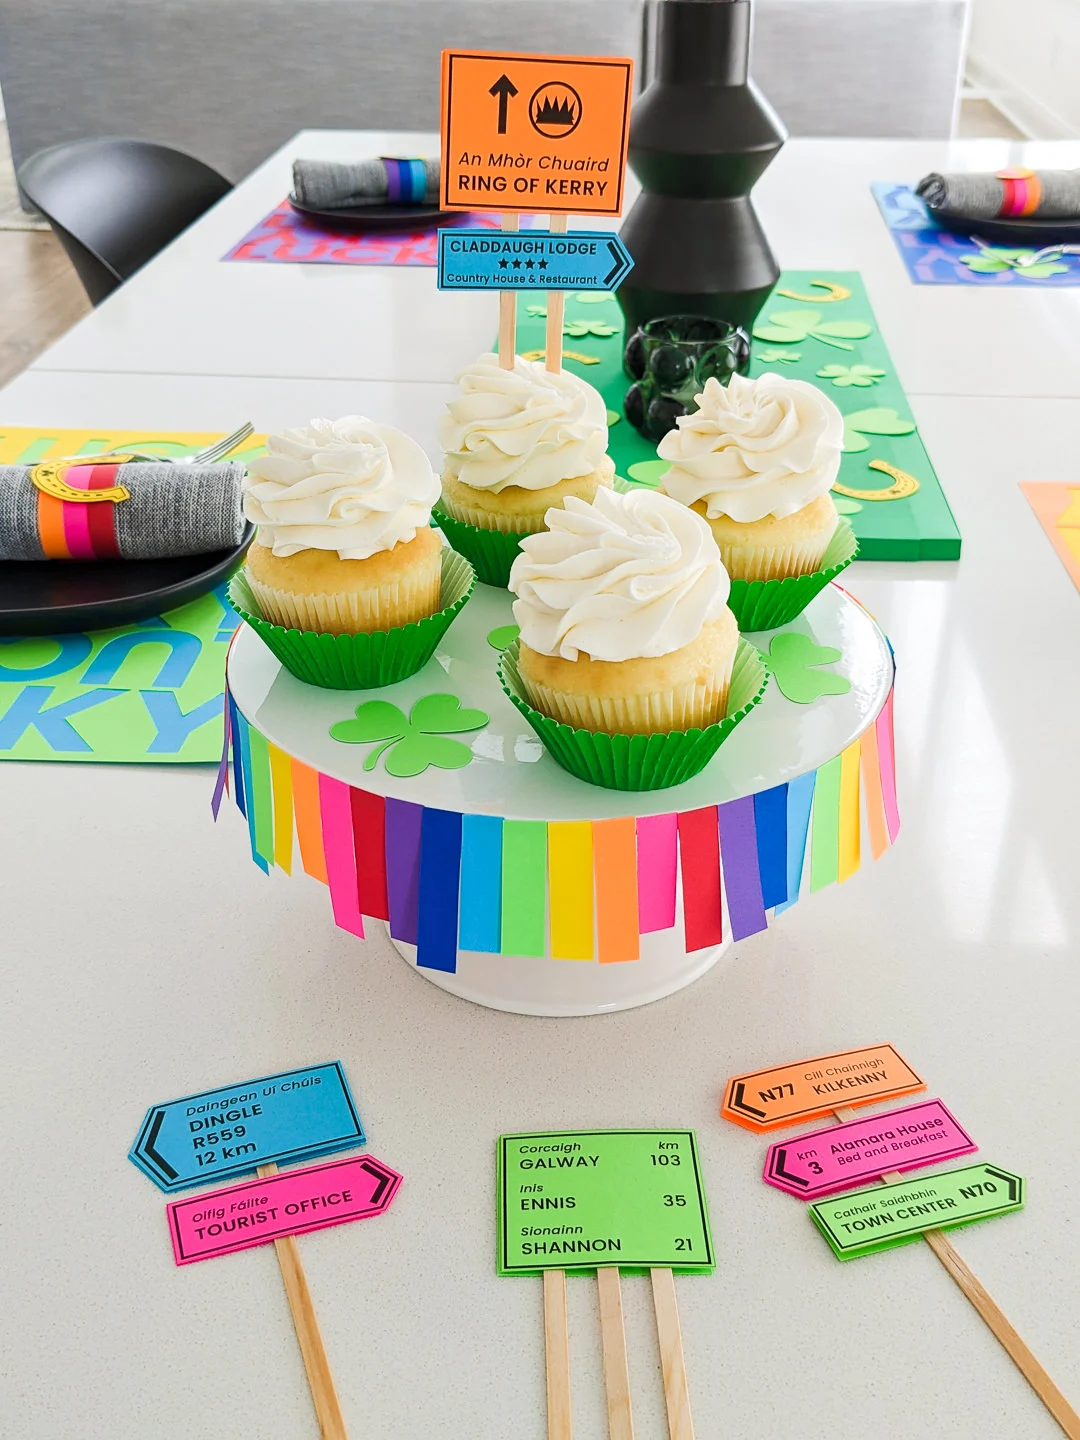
[[534, 94, 577, 127]]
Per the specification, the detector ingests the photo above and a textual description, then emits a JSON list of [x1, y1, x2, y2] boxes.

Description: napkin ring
[[30, 459, 131, 560]]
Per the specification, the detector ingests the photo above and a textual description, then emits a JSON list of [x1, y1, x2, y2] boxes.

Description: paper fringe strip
[[214, 679, 898, 969]]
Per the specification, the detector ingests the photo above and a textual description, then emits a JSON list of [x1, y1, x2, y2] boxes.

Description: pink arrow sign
[[167, 1154, 403, 1264], [763, 1100, 976, 1200]]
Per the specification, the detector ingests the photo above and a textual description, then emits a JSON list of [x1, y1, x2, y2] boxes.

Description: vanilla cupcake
[[657, 373, 844, 582], [436, 353, 614, 538], [242, 416, 442, 634], [508, 486, 737, 735]]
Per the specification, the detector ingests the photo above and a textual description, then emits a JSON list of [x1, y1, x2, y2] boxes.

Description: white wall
[[968, 0, 1080, 138]]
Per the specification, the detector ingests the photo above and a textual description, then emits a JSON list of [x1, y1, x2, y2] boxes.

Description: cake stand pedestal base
[[387, 925, 731, 1017]]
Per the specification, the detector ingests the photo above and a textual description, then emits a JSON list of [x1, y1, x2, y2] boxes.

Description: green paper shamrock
[[329, 694, 489, 776], [575, 292, 616, 304], [486, 624, 520, 652], [605, 409, 621, 426], [626, 459, 671, 486], [563, 319, 619, 339], [525, 302, 548, 317], [958, 247, 1069, 280], [842, 407, 918, 453], [755, 348, 802, 364], [754, 309, 875, 351], [817, 363, 886, 388], [752, 308, 873, 351], [831, 495, 864, 515], [767, 632, 851, 704]]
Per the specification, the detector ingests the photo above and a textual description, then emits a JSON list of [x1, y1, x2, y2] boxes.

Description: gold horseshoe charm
[[776, 279, 853, 304], [520, 348, 600, 366], [30, 458, 131, 504], [833, 460, 920, 502]]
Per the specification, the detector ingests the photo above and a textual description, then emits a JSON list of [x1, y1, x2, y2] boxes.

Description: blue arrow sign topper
[[438, 227, 633, 291], [129, 1062, 365, 1193]]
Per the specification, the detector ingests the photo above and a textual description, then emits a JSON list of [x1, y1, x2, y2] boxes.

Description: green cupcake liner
[[433, 505, 529, 589], [498, 638, 770, 792], [726, 517, 858, 632], [228, 548, 476, 690]]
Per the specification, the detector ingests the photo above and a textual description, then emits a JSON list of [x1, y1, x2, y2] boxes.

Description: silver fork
[[971, 236, 1080, 268], [1012, 244, 1080, 267], [76, 421, 256, 465]]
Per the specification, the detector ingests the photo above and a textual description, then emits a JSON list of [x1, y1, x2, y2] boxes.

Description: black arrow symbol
[[489, 75, 518, 135], [603, 240, 627, 288], [768, 1147, 810, 1188], [984, 1165, 1021, 1203], [360, 1159, 395, 1208], [728, 1081, 767, 1121], [141, 1108, 179, 1181]]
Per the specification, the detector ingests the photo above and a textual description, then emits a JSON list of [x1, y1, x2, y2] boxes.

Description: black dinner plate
[[0, 526, 254, 635], [288, 196, 452, 229], [933, 209, 1080, 246]]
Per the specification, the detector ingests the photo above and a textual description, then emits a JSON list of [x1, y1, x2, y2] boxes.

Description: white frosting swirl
[[657, 373, 844, 523], [509, 486, 731, 662], [243, 416, 439, 559], [437, 352, 608, 493]]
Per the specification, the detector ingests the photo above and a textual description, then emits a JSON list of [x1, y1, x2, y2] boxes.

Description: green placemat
[[513, 273, 961, 561]]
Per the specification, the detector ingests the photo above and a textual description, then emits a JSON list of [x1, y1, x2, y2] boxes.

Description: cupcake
[[657, 372, 844, 582], [508, 486, 737, 735], [242, 416, 442, 634], [435, 354, 614, 583]]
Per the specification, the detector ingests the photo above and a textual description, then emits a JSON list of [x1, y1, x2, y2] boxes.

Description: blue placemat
[[871, 182, 1080, 286]]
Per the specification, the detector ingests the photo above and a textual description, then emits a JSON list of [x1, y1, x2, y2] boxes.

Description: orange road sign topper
[[721, 1044, 926, 1132], [440, 50, 634, 216]]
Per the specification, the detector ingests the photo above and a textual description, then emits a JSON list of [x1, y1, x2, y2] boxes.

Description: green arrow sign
[[810, 1163, 1025, 1260], [497, 1130, 714, 1275]]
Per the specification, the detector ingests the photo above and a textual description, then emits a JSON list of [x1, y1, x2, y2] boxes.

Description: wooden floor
[[0, 230, 90, 388], [957, 97, 1026, 140]]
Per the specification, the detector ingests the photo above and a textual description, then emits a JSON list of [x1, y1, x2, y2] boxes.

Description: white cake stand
[[226, 580, 894, 1016]]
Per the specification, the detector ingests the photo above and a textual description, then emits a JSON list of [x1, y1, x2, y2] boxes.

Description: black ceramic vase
[[616, 0, 786, 335]]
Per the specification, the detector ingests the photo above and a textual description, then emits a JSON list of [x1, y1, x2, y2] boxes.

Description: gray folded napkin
[[292, 156, 440, 210], [916, 169, 1080, 221], [0, 461, 246, 561]]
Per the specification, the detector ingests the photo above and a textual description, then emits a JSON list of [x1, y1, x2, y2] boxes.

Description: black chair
[[18, 139, 233, 306]]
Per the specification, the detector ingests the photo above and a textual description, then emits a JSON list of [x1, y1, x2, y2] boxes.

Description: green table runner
[[512, 271, 961, 561]]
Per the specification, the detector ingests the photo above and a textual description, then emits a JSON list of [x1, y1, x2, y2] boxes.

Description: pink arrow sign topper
[[167, 1154, 403, 1265], [763, 1100, 976, 1201]]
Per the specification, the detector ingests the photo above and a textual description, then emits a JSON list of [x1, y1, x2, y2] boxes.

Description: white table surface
[[2, 132, 1080, 1440], [22, 131, 1080, 397]]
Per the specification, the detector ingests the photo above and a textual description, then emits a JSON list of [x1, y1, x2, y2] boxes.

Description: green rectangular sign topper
[[497, 1129, 714, 1275], [810, 1163, 1025, 1261]]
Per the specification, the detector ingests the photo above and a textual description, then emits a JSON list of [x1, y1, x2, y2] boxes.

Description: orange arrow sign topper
[[440, 49, 634, 216], [721, 1044, 926, 1131]]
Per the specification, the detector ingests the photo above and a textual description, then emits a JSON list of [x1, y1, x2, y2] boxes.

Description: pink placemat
[[224, 200, 505, 267]]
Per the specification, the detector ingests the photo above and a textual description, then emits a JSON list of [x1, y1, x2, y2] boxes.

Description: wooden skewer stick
[[650, 1266, 695, 1440], [257, 1163, 348, 1440], [498, 213, 520, 370], [597, 1267, 635, 1440], [546, 214, 568, 374], [831, 1109, 1080, 1439], [544, 1267, 574, 1440]]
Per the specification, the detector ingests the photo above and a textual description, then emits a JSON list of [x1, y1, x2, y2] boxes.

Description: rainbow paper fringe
[[215, 679, 899, 971]]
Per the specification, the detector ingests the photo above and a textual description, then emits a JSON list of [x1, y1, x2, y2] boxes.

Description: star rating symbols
[[524, 258, 534, 270], [511, 259, 522, 270], [498, 258, 508, 270], [538, 259, 548, 270]]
